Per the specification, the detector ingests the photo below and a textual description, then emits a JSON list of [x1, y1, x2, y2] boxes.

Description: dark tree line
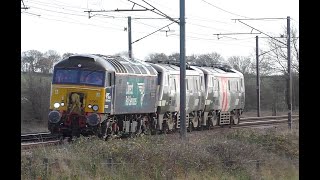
[[21, 50, 74, 74]]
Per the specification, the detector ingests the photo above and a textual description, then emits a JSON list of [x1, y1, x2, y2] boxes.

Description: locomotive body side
[[112, 62, 157, 115]]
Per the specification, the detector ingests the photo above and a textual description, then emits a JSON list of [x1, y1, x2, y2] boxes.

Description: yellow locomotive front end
[[49, 84, 106, 136], [48, 55, 113, 138]]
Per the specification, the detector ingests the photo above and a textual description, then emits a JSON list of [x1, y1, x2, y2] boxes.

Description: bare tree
[[46, 50, 61, 66], [168, 53, 180, 62], [265, 26, 299, 75], [187, 54, 198, 64], [145, 53, 169, 63], [38, 50, 61, 74], [193, 52, 224, 66], [227, 56, 253, 75], [62, 52, 75, 59], [21, 50, 43, 72], [251, 50, 280, 76]]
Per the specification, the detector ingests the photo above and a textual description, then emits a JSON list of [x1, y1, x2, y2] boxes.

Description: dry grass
[[21, 122, 299, 180]]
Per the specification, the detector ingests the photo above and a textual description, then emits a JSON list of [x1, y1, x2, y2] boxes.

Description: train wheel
[[141, 116, 150, 135], [167, 118, 175, 131], [208, 114, 218, 129], [162, 121, 169, 134], [99, 120, 107, 138], [150, 118, 157, 135], [104, 128, 112, 141], [231, 111, 240, 125], [192, 116, 199, 130], [187, 121, 192, 132]]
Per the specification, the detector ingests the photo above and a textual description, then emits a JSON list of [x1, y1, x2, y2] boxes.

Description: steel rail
[[240, 115, 299, 121], [21, 132, 59, 143], [21, 140, 62, 150]]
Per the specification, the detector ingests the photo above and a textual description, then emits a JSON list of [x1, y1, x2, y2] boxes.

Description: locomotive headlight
[[88, 104, 92, 108], [92, 105, 99, 111], [54, 103, 60, 108], [61, 102, 65, 106], [48, 110, 61, 123]]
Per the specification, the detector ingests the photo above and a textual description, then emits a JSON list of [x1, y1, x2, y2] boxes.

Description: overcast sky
[[21, 0, 299, 60]]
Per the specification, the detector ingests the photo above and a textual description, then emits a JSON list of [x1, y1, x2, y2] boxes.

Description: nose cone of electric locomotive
[[48, 110, 61, 123], [86, 113, 100, 126]]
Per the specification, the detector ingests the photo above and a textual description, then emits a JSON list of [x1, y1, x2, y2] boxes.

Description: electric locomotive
[[148, 62, 245, 132], [197, 65, 245, 126]]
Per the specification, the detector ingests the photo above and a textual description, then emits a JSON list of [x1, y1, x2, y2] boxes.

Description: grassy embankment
[[21, 123, 299, 180]]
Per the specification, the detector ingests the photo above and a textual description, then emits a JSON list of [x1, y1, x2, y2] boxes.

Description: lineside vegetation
[[21, 123, 298, 179]]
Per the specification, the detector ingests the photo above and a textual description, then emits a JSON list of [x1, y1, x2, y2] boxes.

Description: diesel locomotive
[[48, 54, 245, 139]]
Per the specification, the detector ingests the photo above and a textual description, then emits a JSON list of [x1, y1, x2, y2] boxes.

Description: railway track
[[240, 114, 299, 122], [21, 115, 298, 149], [21, 132, 59, 143], [21, 132, 61, 149], [235, 115, 298, 128]]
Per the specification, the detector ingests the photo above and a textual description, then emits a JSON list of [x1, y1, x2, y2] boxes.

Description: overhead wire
[[132, 22, 175, 44], [24, 2, 129, 28], [168, 33, 255, 48], [199, 0, 251, 18], [28, 6, 87, 17], [28, 0, 88, 10], [132, 19, 159, 29], [147, 0, 176, 12], [27, 1, 86, 12], [21, 11, 41, 17], [24, 14, 124, 31], [21, 8, 125, 31], [186, 21, 234, 33]]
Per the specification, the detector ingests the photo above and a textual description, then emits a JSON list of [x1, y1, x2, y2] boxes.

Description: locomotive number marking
[[106, 93, 111, 102], [126, 82, 133, 95]]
